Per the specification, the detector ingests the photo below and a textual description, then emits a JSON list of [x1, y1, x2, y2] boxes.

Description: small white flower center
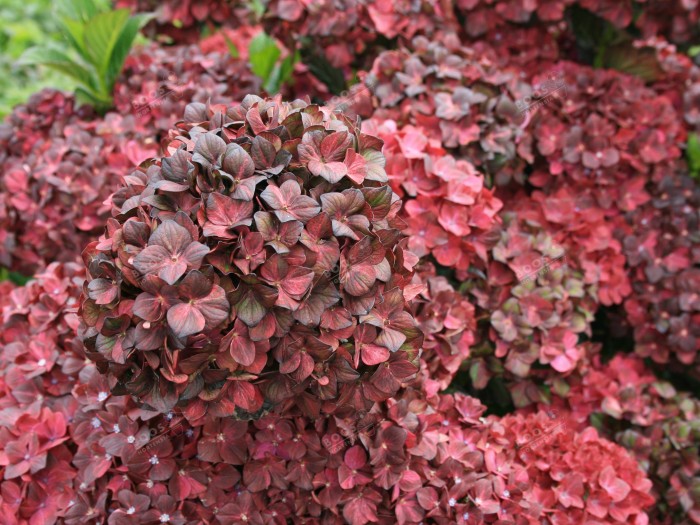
[[91, 418, 101, 428], [97, 392, 108, 402], [127, 435, 135, 444], [37, 359, 47, 367], [150, 455, 159, 465]]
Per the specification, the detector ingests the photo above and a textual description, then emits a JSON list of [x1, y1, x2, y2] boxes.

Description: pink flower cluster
[[0, 266, 657, 523], [489, 409, 655, 524], [536, 354, 700, 523]]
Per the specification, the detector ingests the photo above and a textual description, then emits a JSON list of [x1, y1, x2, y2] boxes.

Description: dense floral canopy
[[0, 0, 698, 523]]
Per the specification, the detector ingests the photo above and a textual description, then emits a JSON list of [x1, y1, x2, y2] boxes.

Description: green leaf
[[106, 13, 153, 88], [688, 133, 700, 179], [0, 267, 32, 285], [248, 31, 281, 86], [604, 41, 662, 82], [689, 46, 700, 58], [75, 85, 111, 112], [56, 0, 104, 23], [224, 33, 239, 58], [264, 50, 298, 94], [18, 46, 96, 90], [278, 50, 298, 83], [59, 17, 89, 60], [84, 8, 130, 78], [249, 0, 265, 19]]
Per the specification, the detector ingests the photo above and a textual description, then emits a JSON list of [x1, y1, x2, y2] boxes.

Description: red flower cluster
[[0, 91, 155, 275], [522, 62, 684, 209], [619, 167, 700, 377], [80, 96, 423, 419], [2, 0, 700, 522], [537, 355, 700, 524], [455, 0, 700, 46], [0, 272, 657, 525], [410, 266, 477, 391], [489, 409, 655, 524], [366, 37, 529, 187], [471, 193, 606, 382], [116, 0, 254, 44]]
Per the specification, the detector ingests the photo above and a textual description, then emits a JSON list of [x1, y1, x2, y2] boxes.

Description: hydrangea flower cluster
[[488, 409, 656, 524], [618, 163, 700, 378], [409, 266, 477, 391], [363, 116, 503, 276], [116, 0, 252, 44], [470, 193, 607, 383], [2, 0, 700, 522], [455, 0, 700, 46], [521, 62, 685, 209], [0, 91, 155, 275], [80, 96, 423, 419], [537, 355, 700, 524], [366, 36, 529, 186]]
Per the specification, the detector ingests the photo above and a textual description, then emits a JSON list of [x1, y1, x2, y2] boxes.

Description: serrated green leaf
[[84, 8, 130, 78], [249, 31, 281, 87]]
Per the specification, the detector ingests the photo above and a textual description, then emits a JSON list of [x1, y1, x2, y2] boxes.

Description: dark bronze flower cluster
[[80, 96, 422, 420]]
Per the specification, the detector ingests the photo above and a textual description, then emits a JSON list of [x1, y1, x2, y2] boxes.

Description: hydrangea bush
[[0, 264, 656, 523], [0, 1, 698, 523]]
